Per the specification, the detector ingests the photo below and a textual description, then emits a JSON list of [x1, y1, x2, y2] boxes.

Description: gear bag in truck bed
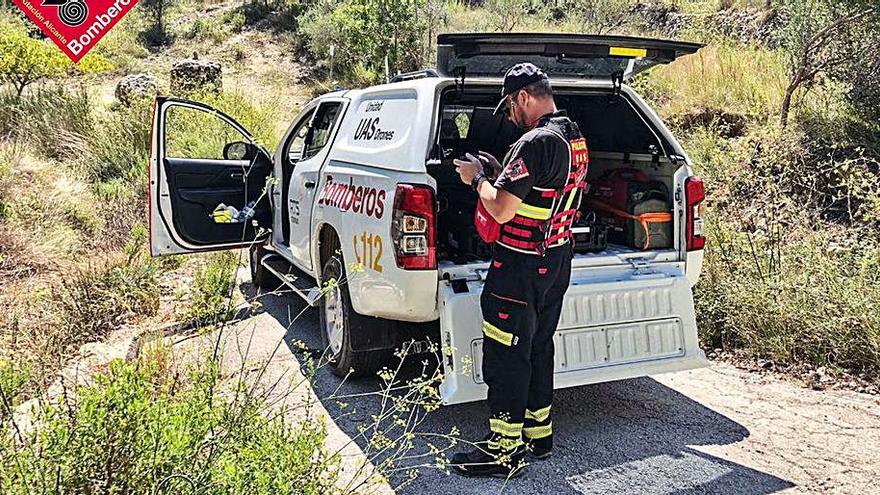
[[586, 168, 673, 250]]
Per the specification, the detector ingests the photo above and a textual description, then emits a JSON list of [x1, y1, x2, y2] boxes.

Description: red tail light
[[392, 184, 436, 270], [685, 176, 706, 251]]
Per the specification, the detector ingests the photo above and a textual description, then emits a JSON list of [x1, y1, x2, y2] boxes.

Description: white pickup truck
[[149, 33, 708, 405]]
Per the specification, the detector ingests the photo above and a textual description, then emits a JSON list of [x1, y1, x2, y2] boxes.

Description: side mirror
[[223, 141, 258, 161]]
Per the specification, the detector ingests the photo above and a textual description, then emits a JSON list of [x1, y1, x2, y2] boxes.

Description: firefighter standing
[[449, 63, 588, 478]]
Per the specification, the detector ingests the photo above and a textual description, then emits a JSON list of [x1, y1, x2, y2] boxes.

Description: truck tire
[[319, 253, 389, 378], [249, 243, 281, 290]]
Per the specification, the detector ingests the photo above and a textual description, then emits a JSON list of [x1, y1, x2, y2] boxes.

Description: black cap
[[493, 62, 549, 115]]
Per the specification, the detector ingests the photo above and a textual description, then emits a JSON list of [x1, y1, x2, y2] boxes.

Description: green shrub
[[139, 0, 178, 46], [181, 251, 241, 326], [235, 0, 304, 32], [0, 139, 23, 204], [0, 357, 30, 420], [298, 0, 435, 85], [222, 10, 247, 33], [683, 115, 880, 374], [93, 11, 151, 70], [0, 359, 337, 494], [185, 16, 230, 43], [634, 43, 788, 121]]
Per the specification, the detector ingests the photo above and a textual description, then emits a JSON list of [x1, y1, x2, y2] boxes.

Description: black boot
[[525, 435, 552, 460], [450, 435, 527, 478]]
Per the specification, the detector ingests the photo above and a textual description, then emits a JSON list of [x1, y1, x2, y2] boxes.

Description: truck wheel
[[319, 254, 388, 378], [249, 243, 281, 290]]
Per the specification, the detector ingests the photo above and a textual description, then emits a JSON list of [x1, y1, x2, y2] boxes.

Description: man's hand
[[453, 153, 483, 186], [477, 151, 502, 179]]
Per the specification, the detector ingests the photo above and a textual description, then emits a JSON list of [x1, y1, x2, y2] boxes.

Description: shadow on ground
[[245, 283, 795, 495]]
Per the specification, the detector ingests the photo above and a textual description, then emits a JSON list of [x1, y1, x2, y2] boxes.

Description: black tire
[[249, 243, 281, 290], [318, 253, 389, 378]]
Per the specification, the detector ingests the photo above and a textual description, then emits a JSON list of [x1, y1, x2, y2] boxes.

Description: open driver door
[[149, 96, 274, 256]]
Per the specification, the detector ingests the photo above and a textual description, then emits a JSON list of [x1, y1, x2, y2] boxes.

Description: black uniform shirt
[[494, 110, 572, 200]]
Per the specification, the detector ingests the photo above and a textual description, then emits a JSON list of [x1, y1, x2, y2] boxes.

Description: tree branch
[[806, 8, 875, 53]]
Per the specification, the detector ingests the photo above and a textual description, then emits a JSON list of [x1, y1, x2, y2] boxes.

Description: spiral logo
[[58, 0, 88, 27]]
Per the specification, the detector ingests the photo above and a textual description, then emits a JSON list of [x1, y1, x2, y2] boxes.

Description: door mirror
[[223, 141, 257, 161]]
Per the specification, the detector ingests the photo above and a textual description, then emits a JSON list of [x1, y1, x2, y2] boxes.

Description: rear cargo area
[[428, 85, 682, 268]]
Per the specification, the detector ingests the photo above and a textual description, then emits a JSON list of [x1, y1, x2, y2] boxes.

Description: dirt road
[[170, 276, 880, 494]]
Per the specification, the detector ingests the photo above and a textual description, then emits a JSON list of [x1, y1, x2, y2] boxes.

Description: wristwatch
[[471, 172, 487, 192]]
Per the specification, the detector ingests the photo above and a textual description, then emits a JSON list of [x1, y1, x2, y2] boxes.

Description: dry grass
[[636, 43, 789, 121]]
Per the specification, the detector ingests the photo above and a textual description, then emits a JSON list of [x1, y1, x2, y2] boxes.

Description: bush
[[0, 357, 30, 420], [0, 359, 338, 494], [185, 13, 244, 43], [181, 251, 241, 326], [140, 0, 178, 46], [235, 0, 304, 32], [683, 116, 880, 375], [298, 0, 436, 85], [541, 0, 635, 35], [634, 43, 788, 122], [0, 139, 23, 204]]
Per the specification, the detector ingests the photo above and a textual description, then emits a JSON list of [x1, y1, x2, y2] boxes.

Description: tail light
[[685, 176, 706, 251], [392, 184, 436, 270]]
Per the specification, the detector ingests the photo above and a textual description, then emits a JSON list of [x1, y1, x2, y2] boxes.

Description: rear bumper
[[440, 351, 708, 405]]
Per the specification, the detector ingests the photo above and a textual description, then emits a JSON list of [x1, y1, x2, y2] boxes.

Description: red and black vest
[[498, 117, 589, 255]]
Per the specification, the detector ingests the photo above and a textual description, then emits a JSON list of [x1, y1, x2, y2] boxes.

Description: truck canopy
[[436, 33, 702, 81]]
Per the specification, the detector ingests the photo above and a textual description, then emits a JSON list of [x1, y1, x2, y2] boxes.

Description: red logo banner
[[12, 0, 139, 63]]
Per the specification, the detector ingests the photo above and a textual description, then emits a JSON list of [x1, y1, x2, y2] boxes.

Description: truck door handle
[[304, 180, 316, 189], [229, 172, 244, 180]]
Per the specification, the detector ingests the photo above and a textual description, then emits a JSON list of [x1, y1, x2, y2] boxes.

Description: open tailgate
[[436, 33, 702, 81], [438, 265, 707, 405]]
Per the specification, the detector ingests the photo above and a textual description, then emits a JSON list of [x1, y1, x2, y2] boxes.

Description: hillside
[[1, 0, 879, 491]]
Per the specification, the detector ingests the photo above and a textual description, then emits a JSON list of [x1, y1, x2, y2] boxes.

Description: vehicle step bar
[[259, 254, 322, 306]]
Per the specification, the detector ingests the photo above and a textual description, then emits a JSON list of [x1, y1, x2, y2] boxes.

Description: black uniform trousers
[[479, 243, 573, 451]]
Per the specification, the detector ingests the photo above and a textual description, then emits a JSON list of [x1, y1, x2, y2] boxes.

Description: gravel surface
[[241, 281, 880, 495]]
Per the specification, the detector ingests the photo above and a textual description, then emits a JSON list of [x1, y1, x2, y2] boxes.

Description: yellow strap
[[482, 321, 513, 346], [516, 202, 552, 220], [525, 405, 551, 423], [490, 418, 523, 437], [523, 423, 552, 439]]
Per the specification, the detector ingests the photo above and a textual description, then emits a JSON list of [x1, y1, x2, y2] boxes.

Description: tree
[[140, 0, 178, 45], [0, 18, 71, 97], [778, 0, 878, 127], [0, 17, 111, 98]]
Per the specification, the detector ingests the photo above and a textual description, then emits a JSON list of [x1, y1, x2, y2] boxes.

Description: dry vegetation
[[0, 0, 879, 490]]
